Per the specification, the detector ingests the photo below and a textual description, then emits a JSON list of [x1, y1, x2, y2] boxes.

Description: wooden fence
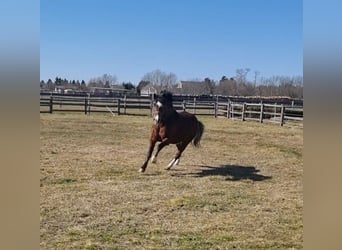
[[40, 95, 153, 116], [40, 94, 303, 126]]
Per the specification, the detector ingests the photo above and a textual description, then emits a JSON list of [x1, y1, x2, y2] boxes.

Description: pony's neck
[[159, 106, 178, 124]]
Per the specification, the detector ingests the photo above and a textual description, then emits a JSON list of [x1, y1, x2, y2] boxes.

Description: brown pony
[[139, 91, 204, 173]]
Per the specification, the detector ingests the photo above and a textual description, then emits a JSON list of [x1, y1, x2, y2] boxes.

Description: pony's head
[[153, 91, 175, 124], [156, 91, 173, 108]]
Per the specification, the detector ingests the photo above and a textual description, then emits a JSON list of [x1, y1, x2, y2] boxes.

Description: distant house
[[54, 86, 77, 94], [172, 81, 211, 95], [89, 85, 127, 97], [110, 84, 126, 91], [140, 84, 158, 96]]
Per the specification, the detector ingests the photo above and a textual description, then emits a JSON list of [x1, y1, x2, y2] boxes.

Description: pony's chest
[[158, 126, 168, 139]]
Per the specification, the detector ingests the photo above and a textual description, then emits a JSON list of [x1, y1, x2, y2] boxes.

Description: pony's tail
[[193, 121, 204, 147]]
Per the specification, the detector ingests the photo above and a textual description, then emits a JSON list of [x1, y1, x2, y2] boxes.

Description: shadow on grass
[[171, 165, 272, 181]]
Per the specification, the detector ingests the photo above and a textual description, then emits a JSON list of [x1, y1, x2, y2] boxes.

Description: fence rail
[[40, 94, 303, 126]]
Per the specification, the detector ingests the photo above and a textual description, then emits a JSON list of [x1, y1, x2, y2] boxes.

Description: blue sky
[[40, 0, 302, 84]]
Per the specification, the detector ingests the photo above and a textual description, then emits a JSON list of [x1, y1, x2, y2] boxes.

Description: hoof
[[151, 156, 157, 164], [165, 158, 179, 170], [138, 168, 145, 173]]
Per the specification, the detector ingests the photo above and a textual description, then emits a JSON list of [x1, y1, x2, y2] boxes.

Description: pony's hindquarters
[[193, 120, 204, 147]]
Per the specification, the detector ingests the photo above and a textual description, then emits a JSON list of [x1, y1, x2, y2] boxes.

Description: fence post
[[214, 101, 217, 118], [259, 103, 264, 123], [227, 100, 230, 118], [49, 96, 53, 114], [231, 103, 234, 119], [87, 95, 91, 114], [182, 100, 186, 112], [280, 105, 284, 126], [117, 99, 121, 115], [193, 97, 196, 114], [123, 95, 127, 114], [84, 96, 88, 115], [242, 103, 246, 121], [215, 95, 219, 118], [150, 94, 154, 117]]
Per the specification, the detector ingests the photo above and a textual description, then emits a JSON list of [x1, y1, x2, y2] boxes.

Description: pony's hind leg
[[165, 141, 189, 170], [166, 158, 180, 170]]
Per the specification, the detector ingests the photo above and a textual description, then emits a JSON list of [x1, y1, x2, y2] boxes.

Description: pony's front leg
[[150, 138, 169, 164], [139, 140, 156, 173]]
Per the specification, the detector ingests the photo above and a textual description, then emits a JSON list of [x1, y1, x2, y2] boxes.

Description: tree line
[[40, 69, 303, 98]]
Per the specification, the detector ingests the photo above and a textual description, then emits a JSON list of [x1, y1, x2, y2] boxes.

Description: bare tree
[[215, 72, 303, 98], [204, 77, 216, 95], [88, 73, 118, 88], [46, 79, 54, 91], [254, 71, 260, 85], [257, 75, 303, 97], [163, 72, 178, 89], [235, 68, 251, 84], [215, 78, 238, 96], [141, 69, 177, 90]]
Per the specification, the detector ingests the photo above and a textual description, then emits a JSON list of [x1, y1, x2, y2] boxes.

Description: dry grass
[[40, 113, 303, 249]]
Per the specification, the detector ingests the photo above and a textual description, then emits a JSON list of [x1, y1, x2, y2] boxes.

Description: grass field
[[40, 113, 303, 249]]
